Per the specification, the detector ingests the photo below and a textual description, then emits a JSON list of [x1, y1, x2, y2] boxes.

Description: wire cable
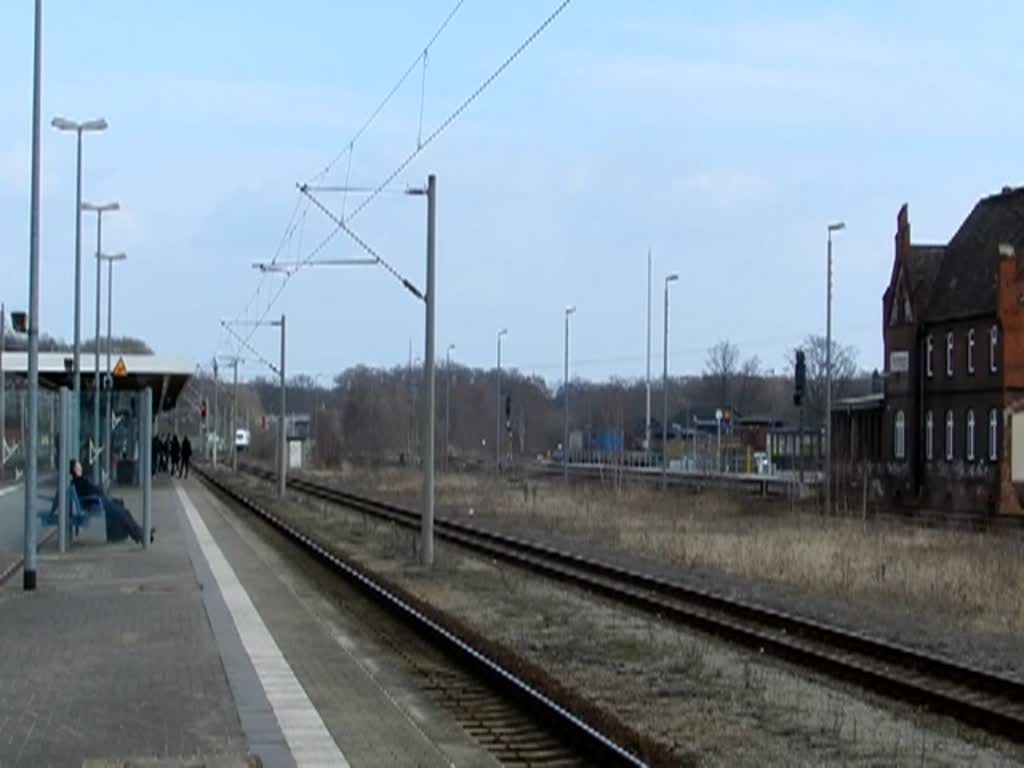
[[294, 0, 574, 305], [306, 0, 467, 186]]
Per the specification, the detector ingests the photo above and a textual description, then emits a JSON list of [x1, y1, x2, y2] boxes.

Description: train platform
[[0, 475, 495, 768]]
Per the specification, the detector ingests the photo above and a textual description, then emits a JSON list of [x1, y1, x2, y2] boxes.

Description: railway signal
[[793, 349, 806, 406], [200, 399, 207, 421]]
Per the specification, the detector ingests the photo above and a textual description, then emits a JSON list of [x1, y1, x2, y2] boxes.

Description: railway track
[[238, 462, 1024, 745], [197, 466, 651, 768]]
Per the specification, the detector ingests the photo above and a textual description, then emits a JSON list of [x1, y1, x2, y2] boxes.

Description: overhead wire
[[230, 0, 575, 366], [294, 0, 575, 308], [227, 0, 470, 362], [305, 0, 467, 186]]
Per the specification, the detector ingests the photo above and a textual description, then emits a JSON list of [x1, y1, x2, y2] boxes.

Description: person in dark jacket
[[170, 435, 181, 475], [70, 459, 153, 544], [180, 436, 192, 478], [151, 435, 161, 477]]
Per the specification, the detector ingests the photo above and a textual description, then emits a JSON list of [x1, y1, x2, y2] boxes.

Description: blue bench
[[37, 483, 104, 537]]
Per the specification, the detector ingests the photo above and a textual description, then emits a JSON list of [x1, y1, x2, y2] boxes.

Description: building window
[[945, 409, 954, 461], [966, 410, 976, 461], [926, 335, 934, 378], [894, 411, 906, 460], [925, 411, 934, 461], [946, 332, 954, 377], [990, 409, 999, 461], [967, 329, 975, 374], [990, 325, 999, 373]]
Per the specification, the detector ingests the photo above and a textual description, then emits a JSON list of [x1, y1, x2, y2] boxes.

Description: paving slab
[[0, 477, 249, 768]]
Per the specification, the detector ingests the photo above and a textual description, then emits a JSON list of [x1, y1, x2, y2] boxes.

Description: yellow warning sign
[[112, 357, 128, 378]]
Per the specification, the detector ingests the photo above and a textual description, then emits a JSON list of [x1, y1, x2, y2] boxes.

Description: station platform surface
[[0, 473, 495, 768]]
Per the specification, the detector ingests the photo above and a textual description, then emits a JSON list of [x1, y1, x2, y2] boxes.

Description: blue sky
[[2, 2, 1023, 385]]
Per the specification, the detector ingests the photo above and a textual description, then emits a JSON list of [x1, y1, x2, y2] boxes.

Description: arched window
[[926, 335, 934, 378], [967, 329, 976, 374], [966, 410, 976, 461], [925, 411, 934, 461], [945, 410, 954, 461], [990, 325, 999, 373], [894, 411, 906, 460], [946, 332, 954, 376], [990, 409, 999, 461]]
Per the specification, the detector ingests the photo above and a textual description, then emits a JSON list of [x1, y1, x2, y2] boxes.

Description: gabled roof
[[927, 187, 1024, 321], [907, 244, 945, 299]]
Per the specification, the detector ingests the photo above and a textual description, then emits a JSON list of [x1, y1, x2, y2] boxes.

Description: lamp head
[[828, 221, 846, 233]]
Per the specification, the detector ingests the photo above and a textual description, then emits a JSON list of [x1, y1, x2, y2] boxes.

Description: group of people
[[152, 433, 192, 478]]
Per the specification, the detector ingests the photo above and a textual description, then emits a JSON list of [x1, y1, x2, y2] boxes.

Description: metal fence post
[[58, 387, 70, 553], [141, 388, 152, 550]]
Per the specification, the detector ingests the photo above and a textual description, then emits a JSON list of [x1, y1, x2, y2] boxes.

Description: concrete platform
[[0, 473, 498, 768]]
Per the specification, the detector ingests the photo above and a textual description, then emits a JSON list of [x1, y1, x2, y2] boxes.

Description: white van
[[235, 428, 251, 452]]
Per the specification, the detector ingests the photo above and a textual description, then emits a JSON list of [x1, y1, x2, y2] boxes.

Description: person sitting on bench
[[70, 460, 154, 544]]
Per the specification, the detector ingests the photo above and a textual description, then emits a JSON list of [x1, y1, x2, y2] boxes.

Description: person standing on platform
[[180, 435, 192, 478], [151, 434, 161, 477], [170, 434, 181, 476]]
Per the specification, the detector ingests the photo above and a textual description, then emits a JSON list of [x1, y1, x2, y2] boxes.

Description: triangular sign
[[112, 357, 128, 378]]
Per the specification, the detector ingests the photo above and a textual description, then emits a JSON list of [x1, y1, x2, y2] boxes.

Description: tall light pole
[[496, 328, 507, 473], [83, 201, 118, 485], [445, 343, 455, 474], [278, 315, 287, 499], [662, 273, 679, 490], [0, 301, 5, 484], [99, 250, 126, 484], [563, 305, 576, 482], [825, 221, 845, 516], [645, 248, 652, 459], [51, 115, 107, 462], [23, 0, 43, 591]]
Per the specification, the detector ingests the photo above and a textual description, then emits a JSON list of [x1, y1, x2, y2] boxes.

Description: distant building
[[839, 187, 1024, 513]]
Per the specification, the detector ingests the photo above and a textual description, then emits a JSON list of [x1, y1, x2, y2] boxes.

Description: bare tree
[[794, 334, 859, 429], [736, 355, 764, 414], [704, 340, 740, 407]]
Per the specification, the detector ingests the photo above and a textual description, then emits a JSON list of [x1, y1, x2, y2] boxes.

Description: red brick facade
[[874, 189, 1024, 515]]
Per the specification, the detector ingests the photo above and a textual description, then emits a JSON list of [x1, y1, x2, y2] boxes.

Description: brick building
[[876, 187, 1024, 513]]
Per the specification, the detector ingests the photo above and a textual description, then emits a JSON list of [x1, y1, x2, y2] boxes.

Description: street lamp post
[[563, 305, 576, 482], [645, 248, 652, 460], [825, 221, 845, 516], [52, 115, 107, 463], [661, 273, 679, 490], [496, 328, 507, 473], [23, 0, 43, 591], [445, 343, 455, 474], [0, 302, 5, 485], [99, 251, 126, 484], [84, 202, 119, 485]]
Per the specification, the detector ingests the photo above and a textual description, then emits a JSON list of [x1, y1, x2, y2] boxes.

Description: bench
[[37, 483, 104, 537]]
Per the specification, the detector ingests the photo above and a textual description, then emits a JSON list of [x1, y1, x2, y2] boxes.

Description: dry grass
[[331, 466, 1024, 639]]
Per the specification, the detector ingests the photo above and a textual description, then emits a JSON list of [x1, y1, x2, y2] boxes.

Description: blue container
[[593, 430, 624, 453]]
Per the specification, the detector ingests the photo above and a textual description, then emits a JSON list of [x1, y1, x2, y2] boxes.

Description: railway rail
[[196, 465, 651, 768], [238, 462, 1024, 745]]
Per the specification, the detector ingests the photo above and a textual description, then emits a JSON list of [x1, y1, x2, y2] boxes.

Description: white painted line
[[0, 484, 21, 498], [175, 484, 350, 768]]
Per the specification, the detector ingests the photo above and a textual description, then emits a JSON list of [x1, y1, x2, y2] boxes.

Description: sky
[[2, 1, 1023, 387]]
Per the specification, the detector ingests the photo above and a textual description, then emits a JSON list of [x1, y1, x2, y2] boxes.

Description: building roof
[[907, 244, 945, 299], [927, 186, 1024, 321], [832, 392, 884, 412], [0, 352, 193, 412]]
